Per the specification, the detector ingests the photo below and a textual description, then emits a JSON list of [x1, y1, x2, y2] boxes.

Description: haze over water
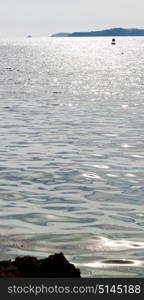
[[0, 37, 144, 277]]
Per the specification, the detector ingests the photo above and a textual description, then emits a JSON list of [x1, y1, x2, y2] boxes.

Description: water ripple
[[0, 37, 144, 277]]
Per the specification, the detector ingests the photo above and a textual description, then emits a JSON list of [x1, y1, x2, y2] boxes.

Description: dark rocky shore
[[0, 252, 81, 278]]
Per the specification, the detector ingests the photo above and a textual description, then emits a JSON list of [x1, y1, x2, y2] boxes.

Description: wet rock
[[0, 253, 81, 278], [0, 260, 21, 278]]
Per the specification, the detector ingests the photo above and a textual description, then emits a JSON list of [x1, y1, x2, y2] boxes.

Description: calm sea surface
[[0, 37, 144, 277]]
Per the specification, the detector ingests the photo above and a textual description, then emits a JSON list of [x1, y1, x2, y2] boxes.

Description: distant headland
[[51, 28, 144, 37]]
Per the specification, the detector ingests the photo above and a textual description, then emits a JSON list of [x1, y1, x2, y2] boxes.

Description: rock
[[0, 253, 81, 278], [0, 260, 21, 278]]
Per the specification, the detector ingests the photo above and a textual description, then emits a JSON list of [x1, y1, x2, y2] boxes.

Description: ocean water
[[0, 37, 144, 277]]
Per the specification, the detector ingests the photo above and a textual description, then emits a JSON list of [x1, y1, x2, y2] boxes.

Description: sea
[[0, 37, 144, 277]]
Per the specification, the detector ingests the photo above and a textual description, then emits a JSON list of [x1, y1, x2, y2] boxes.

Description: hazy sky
[[0, 0, 144, 37]]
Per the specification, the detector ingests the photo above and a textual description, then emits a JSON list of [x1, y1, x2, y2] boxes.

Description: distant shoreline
[[51, 27, 144, 37]]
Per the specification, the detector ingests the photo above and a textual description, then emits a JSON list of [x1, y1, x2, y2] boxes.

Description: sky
[[0, 0, 144, 37]]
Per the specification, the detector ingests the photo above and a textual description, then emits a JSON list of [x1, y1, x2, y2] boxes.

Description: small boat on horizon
[[111, 38, 116, 45]]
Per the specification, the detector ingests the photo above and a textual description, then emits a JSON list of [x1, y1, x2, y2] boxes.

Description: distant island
[[51, 28, 144, 37], [52, 32, 69, 37]]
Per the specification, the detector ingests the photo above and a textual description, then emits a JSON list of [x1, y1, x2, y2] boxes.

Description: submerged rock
[[0, 252, 81, 278]]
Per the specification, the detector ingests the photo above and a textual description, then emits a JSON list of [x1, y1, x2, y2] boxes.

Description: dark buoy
[[111, 38, 116, 45]]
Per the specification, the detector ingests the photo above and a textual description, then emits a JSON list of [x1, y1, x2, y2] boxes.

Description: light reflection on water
[[0, 37, 144, 277]]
